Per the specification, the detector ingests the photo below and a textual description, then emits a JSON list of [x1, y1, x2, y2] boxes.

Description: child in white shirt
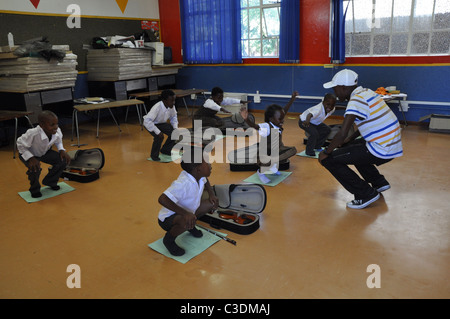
[[157, 147, 219, 256], [299, 93, 336, 156], [143, 89, 179, 161], [240, 92, 299, 183], [16, 111, 71, 198], [193, 86, 249, 128]]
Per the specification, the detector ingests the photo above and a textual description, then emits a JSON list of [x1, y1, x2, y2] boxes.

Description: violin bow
[[196, 224, 237, 246]]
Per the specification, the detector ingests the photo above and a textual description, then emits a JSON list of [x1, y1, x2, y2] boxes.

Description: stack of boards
[[0, 45, 78, 92], [87, 48, 153, 81]]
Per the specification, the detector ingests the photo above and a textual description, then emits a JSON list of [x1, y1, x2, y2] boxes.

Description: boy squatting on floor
[[16, 110, 71, 198], [157, 147, 219, 256]]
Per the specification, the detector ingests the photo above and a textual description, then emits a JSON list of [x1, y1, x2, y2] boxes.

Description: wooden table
[[0, 110, 34, 158], [129, 88, 207, 117], [71, 99, 145, 147]]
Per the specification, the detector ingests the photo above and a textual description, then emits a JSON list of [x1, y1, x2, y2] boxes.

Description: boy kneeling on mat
[[17, 110, 71, 198], [157, 146, 219, 256]]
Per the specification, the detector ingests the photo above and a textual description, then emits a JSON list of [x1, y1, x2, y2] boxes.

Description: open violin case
[[199, 183, 267, 235], [62, 148, 105, 183]]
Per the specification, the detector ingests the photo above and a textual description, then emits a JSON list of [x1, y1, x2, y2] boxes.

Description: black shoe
[[305, 152, 316, 157], [373, 183, 391, 193], [48, 185, 61, 191], [163, 232, 185, 256], [347, 191, 380, 209], [188, 227, 203, 238], [151, 156, 161, 161], [31, 191, 42, 198], [160, 151, 172, 156]]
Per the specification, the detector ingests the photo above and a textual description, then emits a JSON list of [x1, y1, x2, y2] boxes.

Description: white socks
[[257, 169, 271, 184], [257, 163, 280, 184]]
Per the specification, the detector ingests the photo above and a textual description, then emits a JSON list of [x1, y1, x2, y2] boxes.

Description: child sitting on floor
[[143, 89, 179, 161], [193, 86, 250, 129], [299, 93, 336, 156], [157, 146, 219, 256], [240, 91, 299, 183], [16, 110, 71, 198]]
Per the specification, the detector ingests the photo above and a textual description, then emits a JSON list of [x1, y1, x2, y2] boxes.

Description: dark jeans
[[20, 149, 67, 194], [320, 139, 392, 200], [146, 123, 176, 159], [299, 119, 331, 154]]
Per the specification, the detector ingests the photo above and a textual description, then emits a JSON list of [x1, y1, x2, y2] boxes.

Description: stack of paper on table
[[0, 49, 78, 92], [87, 48, 153, 81]]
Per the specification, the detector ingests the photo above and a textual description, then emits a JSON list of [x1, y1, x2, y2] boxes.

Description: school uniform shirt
[[203, 97, 241, 112], [143, 101, 178, 135], [257, 122, 282, 138], [300, 102, 335, 125], [158, 170, 208, 222], [16, 126, 65, 161], [345, 86, 403, 159]]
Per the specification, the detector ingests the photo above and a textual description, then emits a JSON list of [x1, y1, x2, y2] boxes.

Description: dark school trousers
[[320, 138, 392, 200], [20, 149, 67, 194], [298, 119, 331, 154], [146, 123, 176, 159]]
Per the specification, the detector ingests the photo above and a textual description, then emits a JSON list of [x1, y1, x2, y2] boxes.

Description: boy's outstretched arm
[[283, 91, 299, 114], [240, 106, 259, 130], [158, 193, 197, 230]]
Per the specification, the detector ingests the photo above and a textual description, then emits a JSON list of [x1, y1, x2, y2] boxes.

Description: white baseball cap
[[323, 69, 358, 89]]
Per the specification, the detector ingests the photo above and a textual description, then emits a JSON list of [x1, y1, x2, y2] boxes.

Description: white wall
[[0, 0, 159, 19]]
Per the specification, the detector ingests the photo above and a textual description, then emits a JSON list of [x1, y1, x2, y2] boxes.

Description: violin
[[69, 168, 96, 175], [218, 210, 256, 225]]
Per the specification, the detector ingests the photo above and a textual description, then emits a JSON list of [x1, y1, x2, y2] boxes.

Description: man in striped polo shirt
[[319, 69, 403, 209]]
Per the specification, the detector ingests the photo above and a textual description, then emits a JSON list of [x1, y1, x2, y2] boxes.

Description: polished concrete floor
[[0, 108, 449, 299]]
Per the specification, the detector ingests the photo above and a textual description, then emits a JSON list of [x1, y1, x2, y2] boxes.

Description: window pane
[[263, 7, 280, 37], [352, 33, 371, 55], [430, 31, 450, 54], [374, 0, 393, 33], [249, 39, 261, 56], [390, 33, 409, 54], [411, 32, 430, 54], [344, 0, 354, 33], [241, 0, 280, 58], [433, 0, 450, 30], [242, 40, 249, 57], [249, 8, 261, 39], [392, 0, 412, 32], [241, 0, 248, 8], [412, 0, 433, 31], [354, 0, 373, 33], [373, 34, 390, 55], [262, 38, 278, 56], [241, 9, 249, 39], [345, 33, 352, 55]]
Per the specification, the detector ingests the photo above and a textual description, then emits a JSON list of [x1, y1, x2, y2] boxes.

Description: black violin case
[[200, 183, 267, 235], [303, 123, 356, 146], [227, 143, 293, 172], [62, 148, 105, 183]]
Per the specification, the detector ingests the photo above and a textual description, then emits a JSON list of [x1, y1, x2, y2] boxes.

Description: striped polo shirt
[[345, 87, 403, 159]]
